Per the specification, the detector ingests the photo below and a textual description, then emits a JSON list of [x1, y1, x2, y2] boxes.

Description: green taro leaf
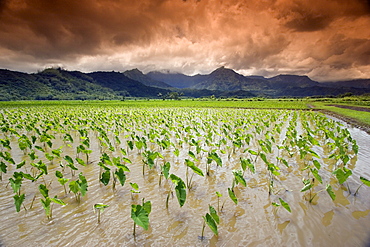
[[50, 196, 66, 205], [64, 155, 74, 165], [188, 151, 198, 161], [58, 177, 69, 186], [142, 200, 152, 215], [162, 162, 171, 179], [76, 158, 86, 166], [203, 213, 218, 235], [170, 174, 187, 207], [130, 182, 139, 191], [21, 172, 36, 181], [185, 159, 204, 177], [209, 205, 219, 224], [279, 198, 291, 213], [94, 203, 109, 212], [13, 194, 25, 212], [360, 177, 370, 187], [313, 160, 321, 170], [0, 161, 7, 173], [311, 168, 323, 184], [114, 168, 126, 186], [9, 177, 22, 194], [78, 173, 88, 196], [173, 148, 180, 157], [100, 170, 110, 186], [69, 180, 80, 194], [175, 180, 187, 207], [16, 161, 26, 169], [228, 187, 238, 204], [301, 179, 313, 192], [233, 170, 246, 187], [55, 170, 63, 179], [39, 184, 49, 198], [326, 184, 336, 201], [40, 198, 51, 217], [333, 168, 352, 184], [131, 201, 151, 230]]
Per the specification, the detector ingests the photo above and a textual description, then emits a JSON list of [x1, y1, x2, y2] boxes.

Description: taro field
[[0, 104, 370, 246]]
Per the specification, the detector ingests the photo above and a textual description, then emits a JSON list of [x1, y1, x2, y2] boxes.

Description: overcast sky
[[0, 0, 369, 81]]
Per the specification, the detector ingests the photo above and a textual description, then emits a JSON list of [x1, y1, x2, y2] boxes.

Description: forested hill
[[0, 68, 170, 100]]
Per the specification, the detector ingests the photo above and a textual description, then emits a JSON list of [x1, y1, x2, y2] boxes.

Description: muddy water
[[0, 110, 370, 246]]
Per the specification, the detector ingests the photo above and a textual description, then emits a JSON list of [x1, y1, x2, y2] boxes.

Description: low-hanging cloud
[[0, 0, 369, 81]]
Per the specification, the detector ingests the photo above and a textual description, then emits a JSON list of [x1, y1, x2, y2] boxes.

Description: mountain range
[[1, 66, 369, 100]]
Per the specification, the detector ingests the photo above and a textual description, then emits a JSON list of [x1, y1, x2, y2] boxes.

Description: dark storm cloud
[[0, 0, 369, 81]]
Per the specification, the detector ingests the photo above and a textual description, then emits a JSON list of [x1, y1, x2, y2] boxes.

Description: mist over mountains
[[1, 66, 370, 100]]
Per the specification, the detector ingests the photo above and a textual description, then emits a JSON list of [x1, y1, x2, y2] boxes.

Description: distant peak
[[211, 66, 237, 75], [126, 68, 142, 74]]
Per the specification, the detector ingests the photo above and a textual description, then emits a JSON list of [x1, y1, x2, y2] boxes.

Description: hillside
[[87, 71, 169, 97], [0, 68, 170, 100], [123, 69, 173, 89]]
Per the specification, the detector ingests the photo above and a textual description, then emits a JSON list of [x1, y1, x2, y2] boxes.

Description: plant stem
[[29, 194, 36, 210], [133, 222, 136, 239], [354, 183, 364, 196], [166, 191, 170, 209], [201, 221, 205, 240]]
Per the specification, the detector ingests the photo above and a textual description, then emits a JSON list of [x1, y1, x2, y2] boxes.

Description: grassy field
[[312, 102, 370, 127], [0, 98, 310, 109]]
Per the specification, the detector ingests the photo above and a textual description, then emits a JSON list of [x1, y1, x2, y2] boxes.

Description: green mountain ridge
[[1, 67, 370, 100]]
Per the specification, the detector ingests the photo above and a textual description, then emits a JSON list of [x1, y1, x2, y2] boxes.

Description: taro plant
[[215, 191, 226, 213], [185, 159, 204, 190], [10, 172, 25, 212], [206, 151, 222, 176], [142, 150, 163, 175], [131, 199, 152, 238], [159, 161, 170, 186], [166, 174, 187, 208], [201, 205, 220, 240], [64, 155, 78, 176], [55, 170, 70, 195], [39, 184, 66, 220], [94, 203, 109, 223], [333, 167, 352, 193], [69, 172, 88, 202]]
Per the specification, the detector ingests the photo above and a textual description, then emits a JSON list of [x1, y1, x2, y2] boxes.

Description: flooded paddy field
[[0, 106, 369, 246]]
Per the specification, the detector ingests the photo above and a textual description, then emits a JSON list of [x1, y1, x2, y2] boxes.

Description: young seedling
[[201, 205, 220, 240], [39, 184, 66, 220], [166, 174, 187, 208], [55, 171, 69, 195], [94, 203, 109, 223], [159, 161, 170, 186], [185, 159, 204, 190], [215, 191, 226, 213], [131, 199, 152, 239], [69, 173, 88, 203]]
